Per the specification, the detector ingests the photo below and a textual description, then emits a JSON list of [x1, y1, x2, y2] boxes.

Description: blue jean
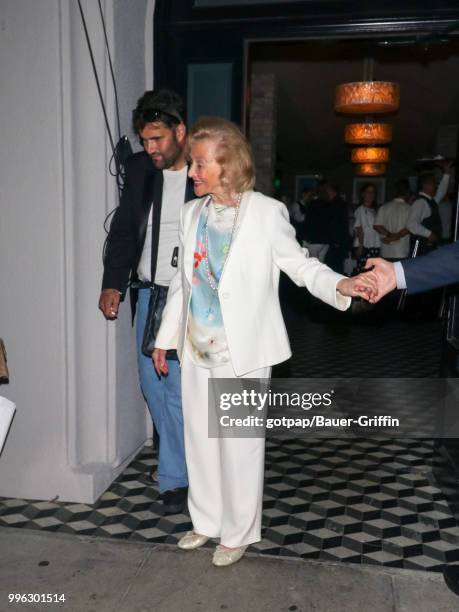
[[136, 288, 188, 493]]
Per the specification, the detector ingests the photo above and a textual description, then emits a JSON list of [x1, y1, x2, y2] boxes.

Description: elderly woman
[[153, 117, 375, 567]]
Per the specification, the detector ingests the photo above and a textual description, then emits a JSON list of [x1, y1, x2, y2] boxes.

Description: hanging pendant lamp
[[351, 147, 389, 164], [345, 123, 392, 145], [355, 163, 386, 176], [335, 81, 400, 114]]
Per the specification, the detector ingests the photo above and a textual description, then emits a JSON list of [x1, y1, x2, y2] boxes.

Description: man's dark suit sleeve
[[102, 156, 138, 296], [402, 240, 459, 295]]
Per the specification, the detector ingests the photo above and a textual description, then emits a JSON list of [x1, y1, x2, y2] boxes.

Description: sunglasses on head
[[143, 108, 183, 124]]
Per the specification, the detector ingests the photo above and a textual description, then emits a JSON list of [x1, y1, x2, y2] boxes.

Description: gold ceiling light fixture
[[344, 123, 392, 145], [351, 147, 390, 164], [335, 81, 400, 114], [355, 163, 387, 176], [335, 57, 400, 114], [334, 58, 399, 174]]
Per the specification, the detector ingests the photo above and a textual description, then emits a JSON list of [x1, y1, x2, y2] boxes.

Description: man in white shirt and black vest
[[99, 90, 194, 513], [407, 163, 452, 256]]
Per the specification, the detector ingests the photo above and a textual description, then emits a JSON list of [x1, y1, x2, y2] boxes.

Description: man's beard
[[151, 134, 181, 170]]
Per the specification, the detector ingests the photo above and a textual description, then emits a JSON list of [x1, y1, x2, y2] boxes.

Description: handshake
[[362, 258, 400, 304], [336, 258, 406, 304], [335, 258, 398, 303]]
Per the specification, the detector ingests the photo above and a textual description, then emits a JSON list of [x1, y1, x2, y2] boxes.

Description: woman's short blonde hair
[[187, 117, 256, 193]]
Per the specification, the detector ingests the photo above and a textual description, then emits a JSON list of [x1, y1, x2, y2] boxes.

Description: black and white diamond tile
[[1, 303, 458, 573], [2, 439, 458, 573]]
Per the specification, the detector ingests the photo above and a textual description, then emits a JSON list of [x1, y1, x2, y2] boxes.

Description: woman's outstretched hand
[[152, 348, 169, 376], [337, 273, 378, 302]]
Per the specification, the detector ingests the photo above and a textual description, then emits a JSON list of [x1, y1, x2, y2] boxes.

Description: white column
[[0, 0, 154, 503]]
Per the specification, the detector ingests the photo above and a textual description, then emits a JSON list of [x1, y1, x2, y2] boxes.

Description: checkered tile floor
[[1, 298, 458, 573]]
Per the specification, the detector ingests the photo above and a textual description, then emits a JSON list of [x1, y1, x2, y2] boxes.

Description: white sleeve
[[290, 202, 306, 223], [375, 206, 386, 227], [394, 262, 407, 289], [434, 174, 450, 204], [271, 202, 351, 311], [354, 206, 363, 228], [407, 199, 432, 238]]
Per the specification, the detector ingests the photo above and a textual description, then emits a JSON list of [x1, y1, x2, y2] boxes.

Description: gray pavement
[[0, 527, 458, 612]]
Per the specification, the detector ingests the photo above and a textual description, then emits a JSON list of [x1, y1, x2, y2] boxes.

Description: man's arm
[[406, 198, 436, 240], [434, 172, 451, 204], [99, 155, 144, 319], [400, 240, 459, 294], [366, 240, 459, 300], [102, 157, 139, 293]]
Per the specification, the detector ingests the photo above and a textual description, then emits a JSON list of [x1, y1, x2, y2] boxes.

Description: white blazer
[[155, 190, 351, 376]]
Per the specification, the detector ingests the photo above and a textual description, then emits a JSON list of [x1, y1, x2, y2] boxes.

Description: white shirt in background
[[375, 197, 411, 259], [354, 205, 381, 249]]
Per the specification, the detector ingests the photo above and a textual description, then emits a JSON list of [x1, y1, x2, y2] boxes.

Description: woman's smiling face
[[188, 139, 226, 200]]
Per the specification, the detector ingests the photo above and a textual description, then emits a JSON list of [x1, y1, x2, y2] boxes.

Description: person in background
[[323, 181, 350, 274], [374, 178, 411, 261], [438, 191, 454, 245], [303, 181, 332, 262], [353, 182, 380, 273], [152, 117, 376, 567], [289, 188, 312, 245], [406, 162, 452, 255]]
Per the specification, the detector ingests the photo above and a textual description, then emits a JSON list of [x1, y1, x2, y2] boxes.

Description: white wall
[[0, 0, 155, 503]]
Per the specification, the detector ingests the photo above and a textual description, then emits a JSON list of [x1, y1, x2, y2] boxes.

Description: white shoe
[[177, 531, 209, 550], [212, 545, 247, 567]]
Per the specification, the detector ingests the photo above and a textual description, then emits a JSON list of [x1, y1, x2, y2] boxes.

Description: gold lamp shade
[[356, 163, 386, 176], [345, 123, 392, 145], [335, 81, 400, 114], [352, 147, 389, 164]]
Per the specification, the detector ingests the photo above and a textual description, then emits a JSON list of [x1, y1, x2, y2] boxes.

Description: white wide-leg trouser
[[181, 349, 270, 548]]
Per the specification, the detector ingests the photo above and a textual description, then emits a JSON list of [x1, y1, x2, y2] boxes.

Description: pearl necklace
[[203, 192, 242, 292]]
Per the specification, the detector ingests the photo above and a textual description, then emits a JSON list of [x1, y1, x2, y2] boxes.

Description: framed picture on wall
[[352, 177, 386, 205], [295, 174, 322, 200]]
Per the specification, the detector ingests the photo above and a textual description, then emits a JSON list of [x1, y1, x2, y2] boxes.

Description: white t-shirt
[[137, 165, 188, 285], [375, 198, 411, 259], [354, 205, 380, 249]]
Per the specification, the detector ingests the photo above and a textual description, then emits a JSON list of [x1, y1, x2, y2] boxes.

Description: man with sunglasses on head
[[99, 89, 193, 513]]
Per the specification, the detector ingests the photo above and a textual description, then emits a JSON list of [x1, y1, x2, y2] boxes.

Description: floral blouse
[[186, 201, 237, 368]]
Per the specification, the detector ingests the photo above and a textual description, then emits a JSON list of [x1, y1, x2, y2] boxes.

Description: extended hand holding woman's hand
[[364, 258, 397, 303], [336, 273, 378, 302], [152, 348, 169, 376]]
